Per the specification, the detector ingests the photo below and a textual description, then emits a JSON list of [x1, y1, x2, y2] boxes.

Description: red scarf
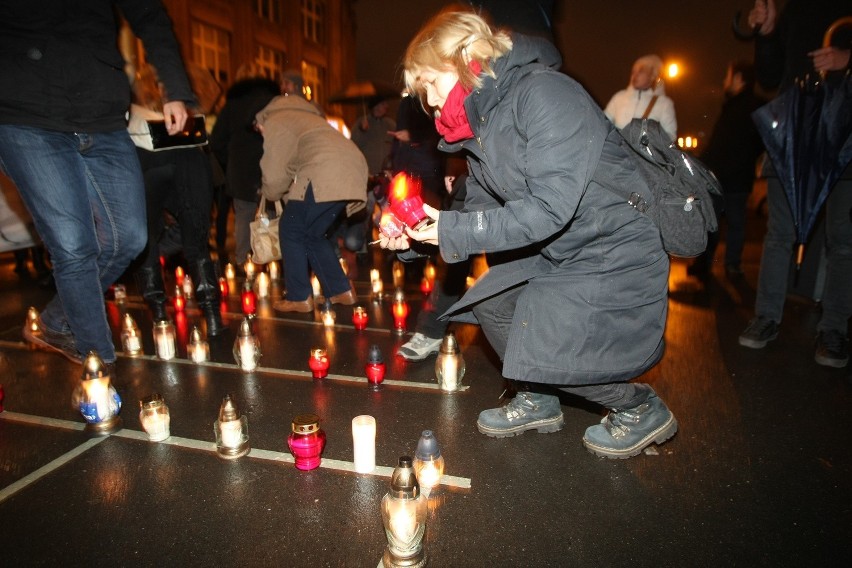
[[435, 60, 482, 143]]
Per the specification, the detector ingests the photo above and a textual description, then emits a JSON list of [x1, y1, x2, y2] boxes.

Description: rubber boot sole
[[476, 413, 564, 438]]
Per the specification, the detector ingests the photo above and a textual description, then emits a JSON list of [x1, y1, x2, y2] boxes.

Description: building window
[[255, 0, 282, 24], [257, 45, 285, 81], [301, 61, 325, 105], [192, 21, 231, 84], [301, 0, 326, 45]]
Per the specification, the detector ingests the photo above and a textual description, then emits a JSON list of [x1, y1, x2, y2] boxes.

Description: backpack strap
[[641, 95, 659, 119]]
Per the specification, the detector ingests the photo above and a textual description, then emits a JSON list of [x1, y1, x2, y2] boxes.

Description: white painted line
[[0, 412, 472, 490], [0, 436, 106, 504]]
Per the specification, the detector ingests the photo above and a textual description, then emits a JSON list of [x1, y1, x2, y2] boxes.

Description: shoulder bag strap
[[641, 95, 659, 119]]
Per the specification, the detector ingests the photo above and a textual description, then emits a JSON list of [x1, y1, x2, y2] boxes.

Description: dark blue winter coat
[[437, 34, 669, 385]]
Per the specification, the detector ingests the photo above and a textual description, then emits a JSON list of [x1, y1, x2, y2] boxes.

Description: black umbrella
[[751, 17, 852, 269], [329, 80, 400, 117]]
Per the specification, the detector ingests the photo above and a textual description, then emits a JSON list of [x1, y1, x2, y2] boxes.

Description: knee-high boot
[[192, 258, 224, 336], [135, 266, 168, 321]]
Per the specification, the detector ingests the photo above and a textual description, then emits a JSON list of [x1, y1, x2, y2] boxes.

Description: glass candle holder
[[435, 331, 466, 392], [188, 325, 209, 363], [113, 283, 127, 304], [175, 265, 185, 283], [352, 306, 369, 330], [268, 261, 280, 281], [420, 277, 432, 295], [182, 274, 194, 299], [152, 320, 176, 360], [392, 261, 405, 289], [255, 272, 270, 298], [308, 347, 330, 379], [214, 394, 250, 459], [244, 255, 256, 282], [379, 210, 405, 238], [139, 393, 170, 442], [241, 281, 257, 316], [224, 263, 236, 280], [121, 313, 143, 357], [76, 351, 122, 435], [392, 295, 409, 333], [233, 318, 261, 371], [287, 414, 326, 471], [365, 344, 386, 388], [381, 456, 427, 568], [412, 430, 445, 495], [25, 306, 40, 334], [218, 276, 229, 297], [173, 284, 186, 313], [388, 172, 429, 230], [320, 299, 336, 326]]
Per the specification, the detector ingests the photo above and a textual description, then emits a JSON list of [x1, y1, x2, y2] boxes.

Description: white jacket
[[604, 84, 677, 142]]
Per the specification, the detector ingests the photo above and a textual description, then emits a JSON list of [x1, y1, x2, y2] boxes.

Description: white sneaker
[[397, 333, 442, 361]]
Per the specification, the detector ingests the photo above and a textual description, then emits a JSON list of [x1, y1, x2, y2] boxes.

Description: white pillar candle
[[351, 415, 376, 473]]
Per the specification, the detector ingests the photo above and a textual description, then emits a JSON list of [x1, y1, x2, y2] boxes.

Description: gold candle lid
[[291, 414, 320, 434]]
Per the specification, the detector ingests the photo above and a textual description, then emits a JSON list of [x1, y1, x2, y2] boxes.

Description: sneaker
[[815, 330, 849, 368], [476, 392, 564, 437], [397, 333, 442, 361], [738, 316, 779, 349], [23, 317, 82, 364], [582, 393, 678, 459]]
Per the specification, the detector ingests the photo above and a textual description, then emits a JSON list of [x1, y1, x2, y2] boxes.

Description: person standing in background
[[210, 64, 281, 268], [738, 0, 852, 368], [689, 61, 765, 280], [0, 0, 193, 369], [604, 54, 678, 143]]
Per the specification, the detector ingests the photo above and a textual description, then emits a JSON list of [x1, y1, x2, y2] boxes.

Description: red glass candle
[[352, 306, 369, 330], [365, 344, 386, 388], [420, 276, 433, 295], [219, 277, 229, 297], [388, 173, 429, 230], [392, 299, 409, 332], [287, 414, 326, 471], [309, 347, 330, 379], [241, 283, 257, 316], [175, 265, 185, 283], [173, 285, 186, 313]]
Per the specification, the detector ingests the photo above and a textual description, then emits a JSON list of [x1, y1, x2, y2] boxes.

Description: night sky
[[354, 0, 765, 141]]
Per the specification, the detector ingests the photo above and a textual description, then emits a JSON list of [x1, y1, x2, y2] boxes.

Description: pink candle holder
[[287, 414, 326, 470]]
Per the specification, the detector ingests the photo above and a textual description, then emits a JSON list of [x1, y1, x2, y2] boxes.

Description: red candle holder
[[219, 277, 229, 297], [352, 306, 369, 330], [287, 414, 327, 471], [173, 285, 186, 313], [392, 300, 409, 332], [309, 347, 330, 379], [379, 210, 406, 238], [420, 276, 433, 295], [365, 344, 386, 388], [175, 265, 185, 283], [388, 173, 429, 230], [241, 283, 257, 316]]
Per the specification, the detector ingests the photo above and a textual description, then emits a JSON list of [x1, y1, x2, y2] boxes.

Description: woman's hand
[[162, 101, 188, 134], [747, 0, 777, 36], [809, 46, 851, 74], [405, 203, 440, 246]]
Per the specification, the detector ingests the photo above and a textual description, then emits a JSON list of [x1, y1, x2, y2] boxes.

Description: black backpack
[[595, 119, 722, 258]]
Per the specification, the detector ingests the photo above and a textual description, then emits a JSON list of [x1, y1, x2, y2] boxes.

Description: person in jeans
[[256, 94, 367, 312], [382, 8, 677, 458], [738, 0, 851, 368], [0, 0, 193, 367]]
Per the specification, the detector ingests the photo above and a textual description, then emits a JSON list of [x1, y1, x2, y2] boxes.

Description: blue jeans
[[280, 185, 349, 301], [756, 177, 852, 332], [0, 125, 147, 362]]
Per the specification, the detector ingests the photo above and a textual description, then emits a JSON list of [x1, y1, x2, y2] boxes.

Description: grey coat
[[437, 34, 669, 385]]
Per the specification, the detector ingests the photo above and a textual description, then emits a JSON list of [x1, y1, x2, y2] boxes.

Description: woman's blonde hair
[[403, 6, 512, 110]]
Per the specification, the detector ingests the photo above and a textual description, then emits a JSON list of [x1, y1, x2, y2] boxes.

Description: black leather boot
[[135, 266, 168, 321], [192, 258, 224, 336]]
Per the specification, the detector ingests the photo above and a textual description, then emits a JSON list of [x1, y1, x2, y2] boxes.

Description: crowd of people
[[1, 0, 849, 462]]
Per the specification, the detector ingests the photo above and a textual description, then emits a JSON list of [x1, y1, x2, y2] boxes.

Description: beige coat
[[257, 95, 367, 216]]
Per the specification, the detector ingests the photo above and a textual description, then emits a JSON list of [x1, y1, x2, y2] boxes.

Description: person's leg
[[740, 178, 793, 349], [723, 192, 749, 271], [472, 284, 564, 437], [0, 126, 146, 362], [815, 178, 852, 366], [233, 198, 257, 265], [278, 193, 314, 307], [299, 188, 350, 299]]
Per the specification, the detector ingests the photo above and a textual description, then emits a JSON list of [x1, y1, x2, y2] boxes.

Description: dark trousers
[[471, 283, 651, 409], [280, 184, 349, 301]]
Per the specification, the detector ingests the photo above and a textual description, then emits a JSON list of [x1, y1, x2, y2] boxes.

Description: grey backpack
[[596, 119, 722, 258]]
